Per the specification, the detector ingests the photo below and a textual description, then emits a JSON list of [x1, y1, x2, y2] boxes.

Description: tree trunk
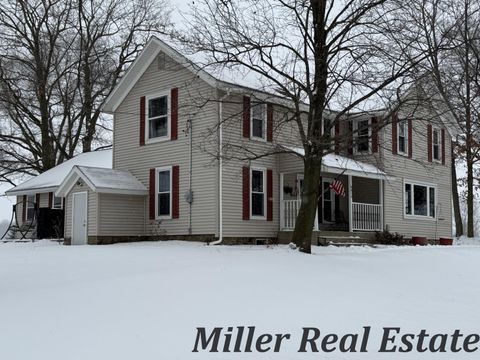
[[466, 155, 474, 237], [451, 142, 463, 237], [292, 156, 322, 253]]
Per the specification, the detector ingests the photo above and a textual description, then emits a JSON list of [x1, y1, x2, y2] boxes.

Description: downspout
[[211, 89, 231, 245], [188, 118, 193, 235]]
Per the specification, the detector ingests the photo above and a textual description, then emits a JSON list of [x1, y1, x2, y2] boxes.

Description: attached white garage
[[56, 166, 148, 245]]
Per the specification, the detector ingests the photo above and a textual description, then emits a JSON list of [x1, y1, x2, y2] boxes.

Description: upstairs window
[[404, 181, 436, 218], [26, 195, 35, 221], [398, 121, 408, 154], [251, 103, 266, 140], [52, 196, 63, 209], [251, 168, 266, 218], [156, 167, 171, 218], [355, 119, 370, 153], [432, 128, 440, 161], [147, 94, 169, 140]]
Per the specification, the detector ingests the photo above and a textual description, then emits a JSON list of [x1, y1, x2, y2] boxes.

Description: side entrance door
[[322, 178, 336, 223], [72, 192, 87, 245]]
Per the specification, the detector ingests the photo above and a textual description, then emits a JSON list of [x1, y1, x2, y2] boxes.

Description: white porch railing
[[352, 202, 382, 231], [281, 199, 318, 231], [281, 200, 382, 231]]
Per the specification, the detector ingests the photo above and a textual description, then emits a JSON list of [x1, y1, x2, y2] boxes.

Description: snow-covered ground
[[1, 241, 479, 360]]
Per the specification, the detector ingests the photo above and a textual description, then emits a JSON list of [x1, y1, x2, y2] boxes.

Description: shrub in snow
[[374, 230, 408, 246]]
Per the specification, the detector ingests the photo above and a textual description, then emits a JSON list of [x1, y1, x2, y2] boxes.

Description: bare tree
[[0, 0, 171, 184], [182, 0, 428, 252], [410, 0, 480, 237]]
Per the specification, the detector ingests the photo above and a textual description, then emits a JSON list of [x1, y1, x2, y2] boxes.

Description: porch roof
[[56, 166, 148, 197], [284, 147, 393, 180]]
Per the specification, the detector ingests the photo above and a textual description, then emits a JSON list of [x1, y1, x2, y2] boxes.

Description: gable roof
[[102, 36, 311, 113], [5, 150, 112, 196], [55, 166, 147, 197], [103, 36, 217, 113]]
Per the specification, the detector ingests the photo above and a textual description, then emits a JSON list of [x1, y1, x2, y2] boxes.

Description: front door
[[322, 178, 336, 223], [72, 192, 87, 245]]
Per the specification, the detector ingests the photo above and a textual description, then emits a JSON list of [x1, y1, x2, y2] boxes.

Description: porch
[[279, 151, 389, 233]]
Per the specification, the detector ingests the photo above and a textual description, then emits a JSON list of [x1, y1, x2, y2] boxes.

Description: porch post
[[314, 205, 319, 231], [348, 174, 353, 232], [280, 173, 284, 230], [379, 178, 384, 230]]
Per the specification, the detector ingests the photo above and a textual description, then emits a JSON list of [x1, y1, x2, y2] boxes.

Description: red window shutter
[[22, 195, 27, 222], [408, 118, 413, 159], [391, 113, 398, 155], [334, 122, 340, 154], [149, 168, 155, 220], [267, 103, 273, 142], [242, 166, 250, 220], [172, 165, 179, 219], [441, 128, 445, 165], [427, 124, 432, 162], [347, 121, 353, 156], [35, 193, 40, 208], [267, 169, 273, 221], [171, 88, 178, 140], [243, 96, 251, 138], [371, 117, 378, 153], [140, 96, 146, 146], [48, 192, 53, 208]]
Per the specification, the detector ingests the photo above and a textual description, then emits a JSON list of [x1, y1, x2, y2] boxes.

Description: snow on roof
[[5, 150, 112, 196], [103, 36, 311, 113], [56, 166, 147, 197], [286, 147, 392, 180]]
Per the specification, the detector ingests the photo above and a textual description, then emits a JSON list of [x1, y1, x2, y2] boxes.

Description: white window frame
[[353, 118, 371, 154], [250, 167, 267, 220], [403, 179, 437, 220], [146, 91, 171, 144], [155, 166, 172, 220], [26, 194, 35, 221], [432, 127, 441, 162], [52, 196, 63, 209], [397, 120, 409, 155], [250, 103, 267, 141]]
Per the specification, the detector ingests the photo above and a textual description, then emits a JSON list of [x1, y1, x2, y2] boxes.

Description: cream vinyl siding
[[97, 194, 145, 236], [381, 110, 452, 239], [64, 183, 97, 238], [113, 51, 218, 236], [220, 93, 279, 237]]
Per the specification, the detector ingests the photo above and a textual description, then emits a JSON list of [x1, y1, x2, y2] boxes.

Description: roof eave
[[5, 186, 59, 197]]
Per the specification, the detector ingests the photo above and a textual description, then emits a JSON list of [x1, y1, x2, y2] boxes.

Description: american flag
[[329, 178, 346, 197]]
